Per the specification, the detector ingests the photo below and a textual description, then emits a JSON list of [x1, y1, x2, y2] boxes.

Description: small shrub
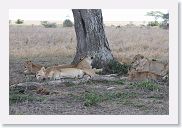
[[131, 80, 160, 91], [103, 60, 131, 75], [160, 22, 169, 29], [160, 13, 169, 29], [147, 21, 160, 27], [63, 19, 73, 27], [41, 21, 57, 28], [83, 92, 103, 106], [15, 19, 24, 24]]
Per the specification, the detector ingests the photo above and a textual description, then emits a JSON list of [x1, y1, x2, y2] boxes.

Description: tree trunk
[[72, 9, 114, 68]]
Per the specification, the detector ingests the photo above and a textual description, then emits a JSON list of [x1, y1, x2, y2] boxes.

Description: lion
[[36, 67, 95, 80], [56, 56, 102, 72], [128, 70, 162, 81], [36, 56, 100, 80], [131, 54, 168, 76], [23, 60, 43, 76]]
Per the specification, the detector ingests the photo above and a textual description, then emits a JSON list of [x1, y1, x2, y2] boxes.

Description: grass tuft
[[130, 80, 160, 91], [83, 91, 138, 107], [83, 92, 103, 107], [9, 89, 44, 104]]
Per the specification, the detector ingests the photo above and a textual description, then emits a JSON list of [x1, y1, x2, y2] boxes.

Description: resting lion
[[131, 54, 168, 76], [23, 61, 43, 76], [36, 56, 101, 80], [36, 67, 88, 80], [128, 70, 162, 81]]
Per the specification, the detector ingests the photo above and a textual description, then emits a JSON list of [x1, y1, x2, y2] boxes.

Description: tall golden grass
[[9, 25, 168, 63]]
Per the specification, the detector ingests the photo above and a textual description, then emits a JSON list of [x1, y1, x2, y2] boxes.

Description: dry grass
[[9, 26, 76, 59], [9, 25, 169, 63], [105, 26, 169, 63]]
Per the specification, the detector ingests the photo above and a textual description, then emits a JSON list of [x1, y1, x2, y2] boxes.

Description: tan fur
[[23, 61, 43, 75], [121, 57, 133, 64], [49, 68, 85, 80], [41, 56, 94, 76], [37, 67, 92, 80], [128, 70, 162, 81], [132, 54, 144, 63], [131, 55, 168, 76], [117, 54, 144, 65], [36, 56, 100, 80], [128, 54, 168, 81]]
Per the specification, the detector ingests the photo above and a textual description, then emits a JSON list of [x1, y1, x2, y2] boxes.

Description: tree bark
[[72, 9, 114, 68]]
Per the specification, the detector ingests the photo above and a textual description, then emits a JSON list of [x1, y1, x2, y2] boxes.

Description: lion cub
[[24, 61, 43, 76]]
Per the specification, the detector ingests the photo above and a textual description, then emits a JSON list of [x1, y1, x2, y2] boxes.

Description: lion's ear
[[41, 67, 46, 71]]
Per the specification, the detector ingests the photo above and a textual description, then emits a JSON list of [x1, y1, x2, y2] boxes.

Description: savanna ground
[[9, 24, 169, 115]]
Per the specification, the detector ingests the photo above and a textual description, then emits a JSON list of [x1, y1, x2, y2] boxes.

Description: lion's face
[[84, 56, 93, 65], [23, 61, 32, 74], [79, 56, 94, 66], [36, 67, 46, 80], [132, 54, 144, 63], [131, 55, 148, 70]]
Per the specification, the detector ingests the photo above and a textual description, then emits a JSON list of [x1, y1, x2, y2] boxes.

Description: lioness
[[131, 54, 168, 76], [36, 56, 99, 80], [128, 70, 162, 81], [41, 56, 93, 74], [24, 61, 43, 76], [36, 67, 93, 80]]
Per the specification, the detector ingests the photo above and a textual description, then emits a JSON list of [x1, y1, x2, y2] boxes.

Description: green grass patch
[[9, 89, 44, 104], [130, 80, 160, 91], [112, 80, 125, 85], [83, 92, 103, 107], [83, 91, 138, 107], [103, 92, 138, 100]]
